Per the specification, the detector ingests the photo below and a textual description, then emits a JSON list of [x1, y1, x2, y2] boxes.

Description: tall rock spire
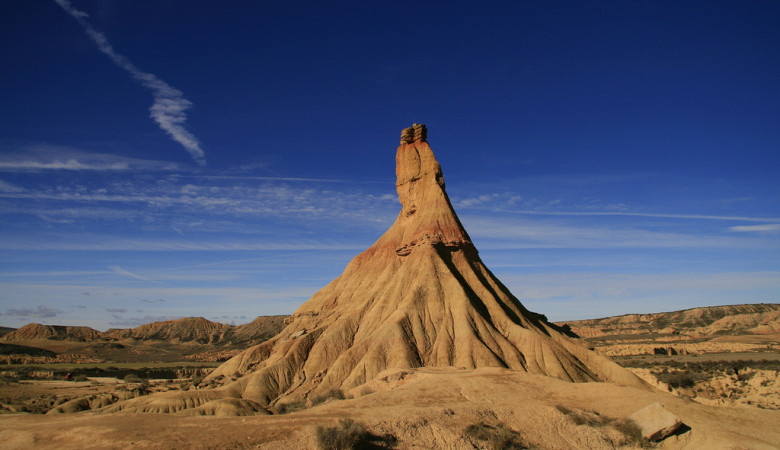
[[105, 125, 646, 415]]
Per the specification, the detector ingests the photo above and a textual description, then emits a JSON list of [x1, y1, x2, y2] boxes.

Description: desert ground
[[1, 367, 779, 449], [1, 308, 779, 449]]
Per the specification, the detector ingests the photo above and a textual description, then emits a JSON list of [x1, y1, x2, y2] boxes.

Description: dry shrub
[[556, 405, 610, 427], [613, 419, 647, 446], [0, 373, 19, 384], [463, 422, 527, 449], [315, 419, 370, 449], [358, 386, 373, 397], [311, 389, 345, 406], [558, 406, 649, 447], [273, 400, 306, 415], [123, 373, 142, 383], [655, 370, 697, 389]]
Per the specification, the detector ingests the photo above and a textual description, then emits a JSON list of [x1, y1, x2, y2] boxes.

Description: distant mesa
[[105, 317, 232, 344], [0, 323, 102, 342], [104, 124, 646, 416]]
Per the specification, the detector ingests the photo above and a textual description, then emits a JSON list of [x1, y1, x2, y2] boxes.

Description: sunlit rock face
[[106, 125, 646, 414]]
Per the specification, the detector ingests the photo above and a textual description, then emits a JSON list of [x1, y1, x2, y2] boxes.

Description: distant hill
[[1, 315, 288, 348], [229, 315, 288, 344], [0, 326, 15, 338], [103, 316, 288, 345], [558, 303, 780, 338], [556, 303, 780, 356], [0, 323, 103, 342], [104, 317, 233, 344]]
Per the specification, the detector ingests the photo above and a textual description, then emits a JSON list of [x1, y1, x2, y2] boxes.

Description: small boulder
[[628, 402, 683, 441]]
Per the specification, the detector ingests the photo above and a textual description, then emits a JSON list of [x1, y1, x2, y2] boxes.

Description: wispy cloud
[[52, 0, 205, 166], [4, 305, 62, 318], [0, 175, 397, 231], [0, 237, 366, 252], [0, 145, 183, 173], [506, 210, 780, 223], [729, 224, 780, 233], [0, 180, 25, 193], [109, 265, 150, 281], [502, 271, 780, 321], [201, 175, 390, 184], [462, 216, 777, 250]]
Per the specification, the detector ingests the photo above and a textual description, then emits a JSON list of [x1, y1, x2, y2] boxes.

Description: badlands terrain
[[1, 126, 778, 448], [1, 304, 778, 448]]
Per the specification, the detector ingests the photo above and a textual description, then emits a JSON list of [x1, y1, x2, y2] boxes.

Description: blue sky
[[1, 0, 778, 330]]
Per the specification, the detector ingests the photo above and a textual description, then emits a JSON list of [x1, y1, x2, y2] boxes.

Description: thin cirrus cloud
[[729, 224, 780, 233], [0, 180, 25, 193], [461, 216, 778, 251], [109, 265, 150, 281], [0, 176, 398, 226], [0, 145, 183, 172], [52, 0, 205, 166]]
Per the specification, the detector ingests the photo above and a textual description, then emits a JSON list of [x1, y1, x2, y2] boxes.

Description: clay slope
[[107, 124, 645, 415], [229, 315, 288, 344], [1, 323, 103, 342], [105, 317, 231, 344]]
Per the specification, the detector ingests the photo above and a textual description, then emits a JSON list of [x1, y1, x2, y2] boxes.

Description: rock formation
[[400, 123, 427, 144], [105, 317, 231, 344], [629, 402, 683, 441], [0, 323, 103, 342], [105, 124, 645, 415]]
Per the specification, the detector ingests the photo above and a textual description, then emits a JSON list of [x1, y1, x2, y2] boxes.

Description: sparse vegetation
[[613, 419, 648, 447], [0, 372, 18, 384], [556, 405, 610, 427], [557, 406, 649, 447], [463, 421, 527, 449], [123, 373, 142, 383], [357, 386, 373, 397], [654, 369, 698, 389], [618, 358, 780, 395], [315, 419, 395, 450], [311, 389, 345, 406], [273, 400, 306, 415]]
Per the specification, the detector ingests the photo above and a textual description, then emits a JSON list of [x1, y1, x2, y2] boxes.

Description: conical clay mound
[[106, 124, 645, 414]]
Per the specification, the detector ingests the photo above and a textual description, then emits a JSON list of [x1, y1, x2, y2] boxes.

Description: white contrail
[[53, 0, 206, 166]]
